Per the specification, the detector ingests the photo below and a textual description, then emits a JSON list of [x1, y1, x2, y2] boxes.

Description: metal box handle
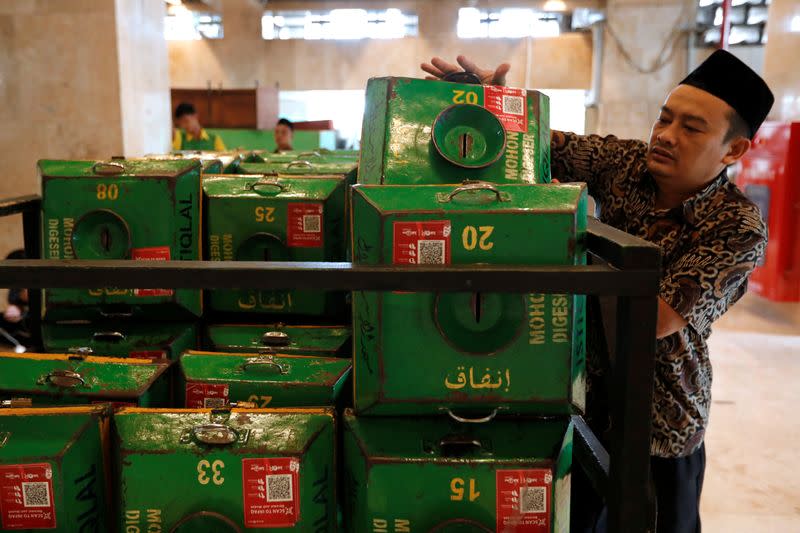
[[45, 370, 86, 388], [247, 178, 286, 196], [191, 424, 239, 445], [443, 408, 498, 424], [260, 331, 290, 347], [92, 161, 125, 175], [92, 331, 127, 343], [242, 356, 288, 375], [287, 160, 313, 169], [442, 182, 506, 203]]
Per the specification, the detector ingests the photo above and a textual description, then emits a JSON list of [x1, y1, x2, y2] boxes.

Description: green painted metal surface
[[203, 175, 347, 317], [168, 150, 245, 173], [206, 128, 337, 152], [352, 183, 587, 416], [39, 159, 203, 321], [343, 412, 573, 532], [358, 77, 551, 185], [0, 353, 171, 407], [114, 407, 337, 531], [206, 324, 351, 357], [179, 351, 351, 408], [41, 321, 197, 360], [246, 150, 359, 165], [236, 161, 358, 187], [0, 405, 111, 531]]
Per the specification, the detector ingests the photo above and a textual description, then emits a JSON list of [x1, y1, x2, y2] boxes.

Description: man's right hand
[[421, 55, 511, 86]]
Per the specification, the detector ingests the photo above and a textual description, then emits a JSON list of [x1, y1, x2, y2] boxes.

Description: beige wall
[[0, 0, 123, 259], [594, 0, 693, 140], [0, 0, 171, 261], [168, 0, 594, 91], [763, 0, 800, 121], [115, 0, 173, 156]]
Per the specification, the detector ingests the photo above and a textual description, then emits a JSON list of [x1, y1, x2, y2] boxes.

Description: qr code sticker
[[266, 474, 293, 502], [519, 486, 546, 514], [417, 240, 445, 264], [203, 397, 226, 408], [22, 481, 51, 508], [302, 215, 321, 233], [502, 95, 524, 116]]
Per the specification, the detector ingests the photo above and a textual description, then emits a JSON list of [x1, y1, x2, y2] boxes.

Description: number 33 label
[[197, 459, 225, 485]]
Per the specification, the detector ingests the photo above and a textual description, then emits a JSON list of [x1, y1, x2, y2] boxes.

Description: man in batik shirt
[[422, 51, 773, 533]]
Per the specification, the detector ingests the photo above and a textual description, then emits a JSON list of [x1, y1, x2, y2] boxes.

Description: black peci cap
[[679, 50, 774, 139]]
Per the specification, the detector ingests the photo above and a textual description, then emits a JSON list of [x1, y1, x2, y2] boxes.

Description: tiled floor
[[701, 293, 800, 532]]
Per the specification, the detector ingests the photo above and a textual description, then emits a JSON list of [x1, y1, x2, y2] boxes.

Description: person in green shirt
[[172, 102, 226, 151]]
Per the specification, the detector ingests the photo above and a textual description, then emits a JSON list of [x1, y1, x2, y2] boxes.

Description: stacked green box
[[344, 413, 573, 533], [203, 174, 347, 317], [351, 182, 587, 416], [0, 405, 112, 532], [206, 323, 351, 357], [346, 75, 582, 531], [39, 158, 202, 321], [0, 353, 171, 407], [358, 77, 551, 185], [113, 407, 337, 532], [42, 321, 197, 360], [179, 350, 351, 408]]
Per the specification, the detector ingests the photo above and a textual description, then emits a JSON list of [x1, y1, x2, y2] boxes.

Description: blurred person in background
[[172, 102, 226, 151], [274, 118, 294, 152]]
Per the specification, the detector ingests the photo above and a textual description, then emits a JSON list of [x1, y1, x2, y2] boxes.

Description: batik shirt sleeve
[[660, 204, 767, 333]]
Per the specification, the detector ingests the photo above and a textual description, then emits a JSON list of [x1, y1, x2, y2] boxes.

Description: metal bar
[[21, 199, 42, 349], [572, 415, 610, 498], [606, 295, 659, 532], [719, 0, 732, 50], [0, 260, 660, 295], [0, 195, 40, 218], [587, 218, 661, 270]]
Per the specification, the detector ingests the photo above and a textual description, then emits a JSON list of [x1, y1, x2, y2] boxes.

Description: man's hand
[[421, 55, 511, 86], [4, 305, 22, 324], [657, 298, 688, 338]]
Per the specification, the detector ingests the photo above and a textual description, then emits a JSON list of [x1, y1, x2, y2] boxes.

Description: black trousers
[[571, 443, 706, 533]]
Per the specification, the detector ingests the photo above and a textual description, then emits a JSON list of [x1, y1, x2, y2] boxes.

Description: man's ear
[[722, 136, 751, 166]]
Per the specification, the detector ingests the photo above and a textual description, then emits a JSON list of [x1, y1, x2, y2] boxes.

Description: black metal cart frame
[[0, 194, 661, 532]]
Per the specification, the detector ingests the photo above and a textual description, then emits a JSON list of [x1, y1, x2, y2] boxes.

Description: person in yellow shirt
[[273, 118, 294, 152], [172, 102, 226, 151]]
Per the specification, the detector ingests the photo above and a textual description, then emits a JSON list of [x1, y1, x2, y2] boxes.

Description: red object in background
[[737, 122, 800, 302]]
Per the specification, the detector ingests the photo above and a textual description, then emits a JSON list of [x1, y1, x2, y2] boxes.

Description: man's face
[[176, 113, 200, 135], [274, 124, 293, 150], [647, 84, 742, 194]]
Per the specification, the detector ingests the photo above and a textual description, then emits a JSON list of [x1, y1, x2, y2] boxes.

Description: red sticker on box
[[496, 469, 552, 532], [0, 463, 57, 530], [287, 203, 323, 248], [185, 383, 229, 408], [132, 247, 174, 297], [484, 85, 528, 133], [393, 221, 451, 265], [242, 457, 300, 528], [128, 350, 167, 360]]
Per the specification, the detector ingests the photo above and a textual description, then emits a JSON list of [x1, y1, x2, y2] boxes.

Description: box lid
[[180, 351, 351, 388], [0, 405, 107, 460], [115, 407, 333, 454], [207, 324, 350, 355], [0, 353, 171, 399], [38, 158, 200, 178]]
